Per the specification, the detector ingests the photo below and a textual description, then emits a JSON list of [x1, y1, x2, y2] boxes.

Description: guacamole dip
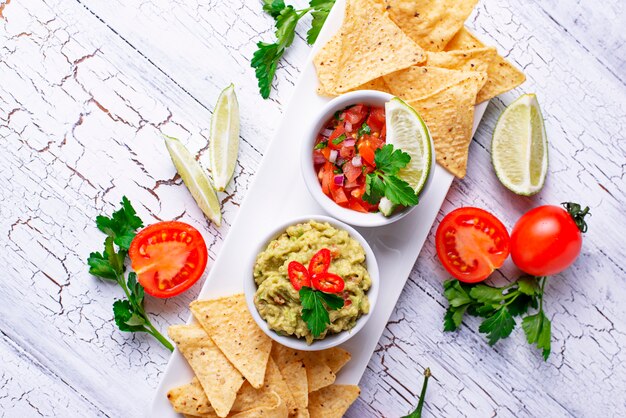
[[253, 220, 371, 344]]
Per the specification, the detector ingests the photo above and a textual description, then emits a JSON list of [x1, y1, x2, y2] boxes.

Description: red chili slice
[[288, 261, 310, 291], [311, 272, 345, 293], [308, 248, 331, 276]]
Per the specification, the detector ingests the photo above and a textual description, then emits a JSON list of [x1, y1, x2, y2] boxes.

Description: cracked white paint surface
[[0, 0, 625, 417]]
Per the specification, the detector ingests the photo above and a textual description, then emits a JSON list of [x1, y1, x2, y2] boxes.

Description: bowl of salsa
[[301, 90, 429, 227]]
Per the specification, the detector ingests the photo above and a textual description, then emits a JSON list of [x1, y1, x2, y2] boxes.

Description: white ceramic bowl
[[244, 215, 379, 351], [301, 90, 435, 228]]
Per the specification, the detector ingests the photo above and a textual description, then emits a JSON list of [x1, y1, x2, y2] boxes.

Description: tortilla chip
[[190, 294, 272, 389], [349, 77, 392, 94], [408, 73, 486, 178], [167, 378, 217, 416], [317, 347, 351, 374], [444, 27, 526, 103], [308, 385, 361, 418], [302, 354, 336, 393], [384, 66, 479, 102], [231, 392, 288, 418], [261, 358, 296, 416], [168, 325, 244, 418], [383, 0, 478, 51], [426, 48, 497, 75], [271, 345, 309, 416], [314, 0, 425, 95]]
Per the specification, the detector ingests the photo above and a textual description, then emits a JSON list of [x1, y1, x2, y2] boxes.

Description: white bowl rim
[[301, 90, 435, 228], [244, 214, 379, 351]]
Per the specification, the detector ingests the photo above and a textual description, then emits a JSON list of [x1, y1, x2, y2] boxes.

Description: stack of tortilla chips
[[314, 0, 526, 178], [167, 294, 360, 418]]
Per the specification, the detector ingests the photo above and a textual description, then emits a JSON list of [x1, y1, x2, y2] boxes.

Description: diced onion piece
[[336, 157, 345, 166], [345, 121, 353, 132], [322, 128, 333, 138], [343, 139, 356, 147], [334, 174, 344, 185], [351, 155, 362, 167], [329, 149, 338, 163]]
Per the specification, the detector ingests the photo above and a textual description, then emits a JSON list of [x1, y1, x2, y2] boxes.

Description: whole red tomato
[[510, 203, 589, 276]]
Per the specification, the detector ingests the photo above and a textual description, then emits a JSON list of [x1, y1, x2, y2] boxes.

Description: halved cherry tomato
[[312, 272, 345, 293], [435, 207, 510, 283], [129, 221, 208, 298], [308, 248, 331, 276], [288, 261, 311, 291]]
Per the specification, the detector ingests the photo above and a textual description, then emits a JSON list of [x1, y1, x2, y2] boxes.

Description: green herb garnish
[[357, 122, 371, 138], [87, 197, 173, 351], [363, 144, 419, 207], [315, 141, 328, 150], [252, 0, 336, 98], [402, 368, 432, 418], [299, 286, 344, 337], [332, 133, 347, 146], [443, 276, 551, 359]]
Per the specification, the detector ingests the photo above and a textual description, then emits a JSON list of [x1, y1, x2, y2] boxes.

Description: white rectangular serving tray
[[150, 1, 487, 415]]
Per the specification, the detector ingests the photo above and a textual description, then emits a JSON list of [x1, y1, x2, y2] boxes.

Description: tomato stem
[[562, 202, 590, 233]]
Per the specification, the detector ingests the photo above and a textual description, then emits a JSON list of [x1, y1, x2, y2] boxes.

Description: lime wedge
[[491, 94, 548, 196], [209, 84, 240, 192], [164, 135, 222, 226], [385, 97, 433, 195]]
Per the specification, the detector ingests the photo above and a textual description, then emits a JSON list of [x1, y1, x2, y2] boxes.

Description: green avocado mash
[[253, 220, 371, 344]]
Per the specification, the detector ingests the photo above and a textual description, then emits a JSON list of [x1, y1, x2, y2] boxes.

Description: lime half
[[165, 135, 222, 226], [209, 84, 240, 192], [492, 94, 548, 196], [385, 97, 433, 195]]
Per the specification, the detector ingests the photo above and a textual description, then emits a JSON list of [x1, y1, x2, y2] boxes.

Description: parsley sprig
[[402, 368, 432, 418], [252, 0, 336, 98], [443, 276, 551, 359], [363, 144, 420, 207], [87, 197, 174, 352], [299, 286, 344, 337]]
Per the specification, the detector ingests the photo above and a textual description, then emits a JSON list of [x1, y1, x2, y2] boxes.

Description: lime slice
[[209, 84, 240, 192], [385, 97, 433, 195], [491, 94, 548, 196], [164, 135, 222, 226]]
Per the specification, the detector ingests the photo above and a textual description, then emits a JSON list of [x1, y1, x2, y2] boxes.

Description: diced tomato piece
[[344, 105, 369, 126], [358, 141, 376, 166], [380, 123, 386, 140], [321, 147, 332, 160], [331, 186, 349, 206], [320, 162, 334, 196], [366, 107, 385, 132], [351, 185, 365, 199], [348, 198, 368, 213], [339, 145, 355, 160], [328, 125, 345, 149], [343, 161, 361, 183], [344, 179, 359, 189]]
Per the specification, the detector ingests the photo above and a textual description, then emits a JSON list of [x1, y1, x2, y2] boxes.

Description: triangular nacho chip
[[445, 27, 526, 103], [382, 0, 478, 51], [190, 294, 272, 389], [308, 385, 361, 418], [230, 391, 288, 418], [426, 47, 497, 75], [317, 347, 352, 374], [270, 343, 336, 393], [271, 343, 309, 416], [384, 66, 480, 102], [408, 73, 486, 178], [167, 378, 217, 416], [168, 324, 244, 418], [314, 0, 425, 95]]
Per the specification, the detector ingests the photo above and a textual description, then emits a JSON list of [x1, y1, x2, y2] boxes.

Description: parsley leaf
[[87, 197, 173, 352], [299, 287, 344, 337], [443, 305, 467, 332], [363, 145, 419, 207], [478, 307, 516, 345], [307, 0, 335, 44], [262, 0, 286, 18], [253, 0, 336, 98], [522, 311, 551, 360]]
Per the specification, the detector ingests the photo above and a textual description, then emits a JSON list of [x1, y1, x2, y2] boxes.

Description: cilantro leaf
[[96, 196, 143, 250], [113, 300, 147, 332], [382, 175, 419, 206], [522, 311, 551, 360], [469, 284, 506, 304], [507, 293, 537, 316], [517, 276, 541, 296], [443, 305, 467, 332], [87, 251, 118, 281], [363, 174, 386, 204], [251, 42, 282, 100], [307, 0, 335, 44], [478, 307, 516, 346], [443, 279, 472, 307], [263, 0, 286, 18], [299, 287, 343, 337], [357, 122, 371, 138], [375, 144, 411, 176]]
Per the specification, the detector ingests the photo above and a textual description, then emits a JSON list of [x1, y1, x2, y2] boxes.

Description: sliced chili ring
[[308, 248, 331, 276], [288, 261, 311, 291], [311, 272, 345, 293]]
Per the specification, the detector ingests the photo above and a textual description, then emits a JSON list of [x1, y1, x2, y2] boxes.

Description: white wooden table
[[1, 0, 625, 416]]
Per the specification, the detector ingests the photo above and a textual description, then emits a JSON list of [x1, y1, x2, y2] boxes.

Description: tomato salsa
[[313, 104, 386, 213]]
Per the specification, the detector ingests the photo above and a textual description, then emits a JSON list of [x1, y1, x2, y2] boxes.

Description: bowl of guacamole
[[244, 215, 379, 351]]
